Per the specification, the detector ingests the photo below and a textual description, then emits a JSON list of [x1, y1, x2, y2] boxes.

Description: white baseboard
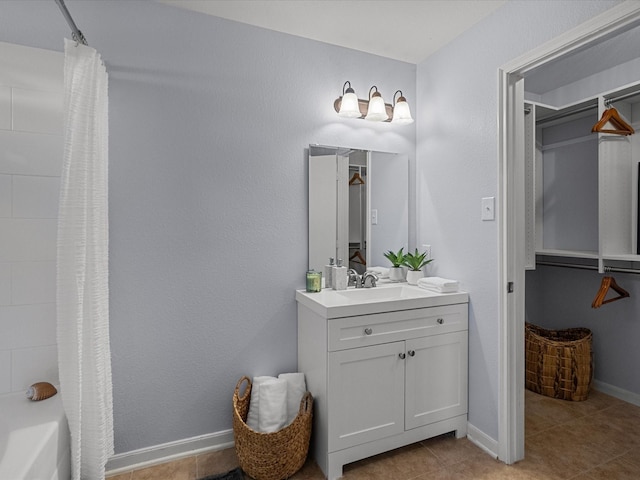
[[466, 422, 498, 459], [593, 380, 640, 407], [105, 429, 234, 476]]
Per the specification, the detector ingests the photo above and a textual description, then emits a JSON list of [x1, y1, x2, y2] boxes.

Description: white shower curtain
[[57, 38, 113, 480]]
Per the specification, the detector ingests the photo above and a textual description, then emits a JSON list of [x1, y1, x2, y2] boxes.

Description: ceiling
[[525, 20, 640, 96], [158, 0, 507, 64], [158, 1, 640, 97]]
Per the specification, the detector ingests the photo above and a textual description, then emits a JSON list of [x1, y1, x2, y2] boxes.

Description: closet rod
[[605, 90, 640, 106], [537, 260, 640, 275], [536, 104, 597, 126], [55, 0, 88, 46]]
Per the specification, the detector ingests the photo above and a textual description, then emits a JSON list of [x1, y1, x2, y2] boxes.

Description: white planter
[[388, 267, 406, 282], [406, 270, 424, 285]]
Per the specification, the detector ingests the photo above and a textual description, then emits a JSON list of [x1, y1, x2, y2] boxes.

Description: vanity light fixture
[[391, 90, 414, 125], [333, 81, 413, 125], [364, 86, 388, 122], [337, 81, 362, 118]]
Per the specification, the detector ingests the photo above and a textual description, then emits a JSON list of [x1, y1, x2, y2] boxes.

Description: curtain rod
[[54, 0, 88, 46]]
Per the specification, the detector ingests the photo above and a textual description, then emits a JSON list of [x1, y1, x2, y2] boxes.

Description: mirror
[[308, 145, 409, 276]]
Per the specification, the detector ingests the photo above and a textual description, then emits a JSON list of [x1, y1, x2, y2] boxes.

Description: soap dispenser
[[324, 257, 335, 289], [333, 258, 347, 290]]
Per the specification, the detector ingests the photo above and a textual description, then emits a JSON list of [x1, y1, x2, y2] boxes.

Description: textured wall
[[0, 1, 415, 453], [415, 0, 622, 441]]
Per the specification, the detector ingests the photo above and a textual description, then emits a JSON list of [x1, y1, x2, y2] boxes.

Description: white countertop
[[296, 281, 468, 318]]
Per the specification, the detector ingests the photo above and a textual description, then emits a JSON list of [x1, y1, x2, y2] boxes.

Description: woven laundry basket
[[232, 376, 313, 480], [525, 323, 593, 401]]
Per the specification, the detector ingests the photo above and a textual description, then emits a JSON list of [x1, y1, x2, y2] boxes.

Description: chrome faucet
[[361, 271, 378, 288], [347, 269, 361, 288]]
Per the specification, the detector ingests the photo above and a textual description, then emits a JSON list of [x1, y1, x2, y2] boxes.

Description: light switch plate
[[371, 209, 378, 225], [482, 197, 495, 221]]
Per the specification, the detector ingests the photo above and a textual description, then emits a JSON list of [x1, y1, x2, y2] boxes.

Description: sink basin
[[296, 281, 468, 318], [335, 285, 427, 301]]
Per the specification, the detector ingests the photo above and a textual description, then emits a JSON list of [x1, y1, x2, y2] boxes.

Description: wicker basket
[[232, 376, 313, 480], [525, 323, 593, 401]]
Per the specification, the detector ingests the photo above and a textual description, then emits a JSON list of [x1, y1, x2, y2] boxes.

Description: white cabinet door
[[328, 341, 405, 452], [405, 331, 468, 430]]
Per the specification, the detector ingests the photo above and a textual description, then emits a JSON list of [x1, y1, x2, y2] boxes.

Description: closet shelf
[[536, 249, 598, 259], [602, 253, 640, 262]]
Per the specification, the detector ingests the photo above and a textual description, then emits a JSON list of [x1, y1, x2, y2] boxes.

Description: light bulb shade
[[338, 91, 362, 118], [365, 93, 388, 121], [392, 98, 414, 125]]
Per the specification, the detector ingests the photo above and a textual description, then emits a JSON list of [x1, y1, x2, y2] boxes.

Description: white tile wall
[[0, 263, 10, 306], [0, 42, 63, 394], [0, 41, 63, 92], [0, 350, 11, 394], [0, 219, 58, 262], [0, 130, 63, 176], [11, 345, 59, 392], [12, 175, 60, 218], [0, 174, 11, 217], [11, 262, 56, 305], [0, 304, 56, 350], [0, 86, 11, 130], [12, 88, 63, 135]]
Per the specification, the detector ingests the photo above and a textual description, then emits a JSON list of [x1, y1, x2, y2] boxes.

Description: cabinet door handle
[[437, 318, 444, 324], [408, 350, 415, 357], [398, 352, 406, 359], [364, 328, 373, 335]]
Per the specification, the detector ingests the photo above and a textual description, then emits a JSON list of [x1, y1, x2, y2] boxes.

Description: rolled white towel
[[417, 276, 459, 293], [246, 376, 277, 431], [257, 378, 288, 433], [279, 372, 307, 425], [368, 266, 389, 278]]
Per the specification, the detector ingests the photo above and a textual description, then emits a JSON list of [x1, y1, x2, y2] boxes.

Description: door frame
[[498, 0, 640, 464]]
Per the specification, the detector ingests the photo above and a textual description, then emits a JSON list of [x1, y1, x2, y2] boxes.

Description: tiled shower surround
[[0, 41, 64, 394]]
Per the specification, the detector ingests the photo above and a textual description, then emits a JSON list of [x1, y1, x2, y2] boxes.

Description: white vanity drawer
[[327, 303, 468, 351]]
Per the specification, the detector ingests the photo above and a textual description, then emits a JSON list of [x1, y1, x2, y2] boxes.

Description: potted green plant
[[383, 247, 407, 282], [403, 248, 433, 285]]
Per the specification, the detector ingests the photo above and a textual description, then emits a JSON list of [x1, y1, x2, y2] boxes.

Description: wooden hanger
[[349, 250, 366, 265], [349, 172, 365, 185], [591, 275, 630, 308], [591, 106, 635, 136]]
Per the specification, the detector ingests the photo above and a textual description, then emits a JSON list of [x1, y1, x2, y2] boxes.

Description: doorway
[[498, 1, 640, 465]]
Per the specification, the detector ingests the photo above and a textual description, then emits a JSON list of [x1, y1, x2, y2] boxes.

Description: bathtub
[[0, 390, 70, 480]]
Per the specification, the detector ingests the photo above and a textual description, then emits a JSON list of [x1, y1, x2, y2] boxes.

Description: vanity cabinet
[[297, 291, 468, 480]]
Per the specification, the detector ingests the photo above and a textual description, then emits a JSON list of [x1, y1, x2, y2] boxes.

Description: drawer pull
[[408, 350, 415, 357], [437, 318, 444, 324], [364, 328, 373, 335], [398, 352, 406, 359]]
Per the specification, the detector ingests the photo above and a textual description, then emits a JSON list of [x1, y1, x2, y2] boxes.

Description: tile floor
[[107, 389, 640, 479]]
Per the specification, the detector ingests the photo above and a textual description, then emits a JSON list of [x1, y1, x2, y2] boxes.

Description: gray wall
[[415, 0, 622, 441], [0, 1, 415, 453]]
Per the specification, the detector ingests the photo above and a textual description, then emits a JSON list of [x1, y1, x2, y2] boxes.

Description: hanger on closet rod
[[591, 105, 635, 136], [591, 275, 630, 308], [349, 172, 365, 185], [349, 250, 366, 265]]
